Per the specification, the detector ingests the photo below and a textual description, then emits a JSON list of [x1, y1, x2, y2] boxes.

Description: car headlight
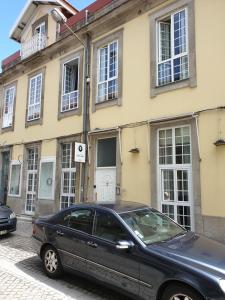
[[219, 279, 225, 293], [9, 212, 16, 219]]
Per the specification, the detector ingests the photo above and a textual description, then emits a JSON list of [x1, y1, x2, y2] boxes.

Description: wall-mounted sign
[[75, 143, 86, 163]]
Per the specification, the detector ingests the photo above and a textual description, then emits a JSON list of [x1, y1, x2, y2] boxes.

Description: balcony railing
[[21, 33, 47, 60]]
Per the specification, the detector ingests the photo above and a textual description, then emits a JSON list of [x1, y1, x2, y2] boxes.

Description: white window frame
[[61, 57, 79, 112], [156, 7, 189, 86], [27, 73, 42, 121], [157, 125, 194, 230], [38, 157, 56, 200], [8, 160, 22, 197], [2, 86, 15, 128], [96, 40, 119, 103], [60, 143, 76, 210], [34, 21, 46, 35]]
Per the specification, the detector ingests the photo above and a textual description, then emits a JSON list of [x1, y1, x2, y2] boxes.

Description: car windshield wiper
[[150, 231, 188, 244]]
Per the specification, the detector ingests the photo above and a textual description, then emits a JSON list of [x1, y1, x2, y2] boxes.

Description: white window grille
[[97, 40, 118, 103], [157, 126, 193, 230], [25, 147, 39, 214], [157, 8, 189, 86], [27, 73, 42, 121], [2, 86, 15, 128], [60, 143, 76, 210], [61, 58, 79, 112]]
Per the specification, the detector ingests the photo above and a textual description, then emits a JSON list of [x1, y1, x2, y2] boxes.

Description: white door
[[95, 137, 117, 203], [95, 167, 116, 202]]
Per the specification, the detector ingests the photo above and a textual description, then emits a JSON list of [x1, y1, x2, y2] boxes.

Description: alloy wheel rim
[[170, 295, 192, 300], [45, 249, 58, 273]]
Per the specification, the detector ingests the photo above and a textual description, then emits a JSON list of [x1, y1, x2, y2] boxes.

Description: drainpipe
[[81, 33, 91, 202]]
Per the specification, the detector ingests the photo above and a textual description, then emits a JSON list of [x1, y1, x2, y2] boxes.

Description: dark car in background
[[0, 202, 17, 236], [32, 201, 225, 300]]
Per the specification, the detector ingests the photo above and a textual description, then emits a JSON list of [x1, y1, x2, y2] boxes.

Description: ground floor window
[[60, 143, 76, 210], [158, 126, 193, 230]]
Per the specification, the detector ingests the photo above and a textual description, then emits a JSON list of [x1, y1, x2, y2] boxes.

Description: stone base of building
[[16, 215, 33, 237]]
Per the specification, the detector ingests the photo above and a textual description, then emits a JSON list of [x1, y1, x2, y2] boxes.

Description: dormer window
[[34, 22, 46, 36], [21, 15, 48, 60]]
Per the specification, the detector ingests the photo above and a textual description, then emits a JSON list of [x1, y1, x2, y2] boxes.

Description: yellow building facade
[[0, 0, 225, 240]]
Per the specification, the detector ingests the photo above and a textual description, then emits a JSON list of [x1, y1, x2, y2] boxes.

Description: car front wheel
[[162, 283, 204, 300], [42, 245, 63, 278]]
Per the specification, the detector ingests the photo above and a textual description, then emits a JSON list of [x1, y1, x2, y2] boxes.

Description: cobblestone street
[[0, 233, 130, 300]]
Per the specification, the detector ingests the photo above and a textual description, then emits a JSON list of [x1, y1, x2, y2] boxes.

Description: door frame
[[88, 130, 122, 203]]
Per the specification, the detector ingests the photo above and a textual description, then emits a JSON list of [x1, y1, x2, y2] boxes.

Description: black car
[[32, 201, 225, 300], [0, 202, 17, 235]]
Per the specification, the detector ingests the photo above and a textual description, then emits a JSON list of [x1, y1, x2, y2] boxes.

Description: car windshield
[[120, 208, 186, 245]]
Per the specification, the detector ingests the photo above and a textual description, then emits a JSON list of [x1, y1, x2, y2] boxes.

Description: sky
[[0, 0, 94, 65]]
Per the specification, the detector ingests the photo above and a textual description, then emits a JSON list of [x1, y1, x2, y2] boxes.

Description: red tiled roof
[[61, 0, 113, 32], [1, 50, 21, 70]]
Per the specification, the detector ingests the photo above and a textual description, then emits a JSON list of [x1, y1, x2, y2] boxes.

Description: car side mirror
[[116, 240, 135, 250]]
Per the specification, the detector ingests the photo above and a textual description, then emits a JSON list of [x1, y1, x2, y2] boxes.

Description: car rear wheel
[[42, 245, 63, 278], [162, 283, 204, 300]]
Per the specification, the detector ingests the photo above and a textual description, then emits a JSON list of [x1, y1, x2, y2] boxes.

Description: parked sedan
[[0, 202, 17, 235], [33, 201, 225, 300]]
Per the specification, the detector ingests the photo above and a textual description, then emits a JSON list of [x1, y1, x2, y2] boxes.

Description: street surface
[[0, 233, 131, 300]]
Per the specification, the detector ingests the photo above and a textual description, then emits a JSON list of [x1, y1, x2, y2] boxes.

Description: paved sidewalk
[[0, 234, 130, 300]]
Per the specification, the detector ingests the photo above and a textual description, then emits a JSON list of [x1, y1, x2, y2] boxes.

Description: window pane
[[159, 21, 171, 61], [162, 170, 174, 201], [94, 211, 129, 242], [109, 41, 118, 78], [108, 79, 118, 100], [97, 138, 116, 167], [99, 46, 108, 82], [39, 161, 54, 199], [174, 10, 187, 55], [158, 61, 172, 86], [159, 129, 173, 164], [9, 164, 21, 195], [173, 55, 189, 82], [177, 170, 189, 202], [97, 82, 107, 103], [69, 209, 94, 234], [162, 204, 174, 219], [177, 205, 191, 230], [175, 126, 191, 164]]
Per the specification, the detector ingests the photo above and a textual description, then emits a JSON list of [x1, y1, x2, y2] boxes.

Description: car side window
[[93, 211, 130, 243], [59, 209, 94, 234], [69, 209, 94, 234]]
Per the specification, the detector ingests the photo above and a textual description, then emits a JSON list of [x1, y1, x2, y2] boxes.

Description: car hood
[[0, 206, 11, 218], [149, 232, 225, 277]]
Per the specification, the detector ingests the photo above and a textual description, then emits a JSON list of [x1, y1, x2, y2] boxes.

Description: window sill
[[150, 77, 196, 98], [25, 118, 42, 127], [58, 106, 81, 120], [93, 97, 121, 112], [1, 125, 14, 133]]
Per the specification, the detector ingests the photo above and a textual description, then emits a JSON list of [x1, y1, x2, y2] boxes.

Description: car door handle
[[56, 230, 64, 236], [87, 241, 98, 248]]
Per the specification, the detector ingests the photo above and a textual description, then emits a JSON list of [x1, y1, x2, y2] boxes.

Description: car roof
[[68, 201, 149, 214]]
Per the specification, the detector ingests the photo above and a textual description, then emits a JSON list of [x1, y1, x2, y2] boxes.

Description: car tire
[[161, 283, 204, 300], [42, 245, 63, 278]]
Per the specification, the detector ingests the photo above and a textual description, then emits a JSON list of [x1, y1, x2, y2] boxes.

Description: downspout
[[81, 32, 91, 202]]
